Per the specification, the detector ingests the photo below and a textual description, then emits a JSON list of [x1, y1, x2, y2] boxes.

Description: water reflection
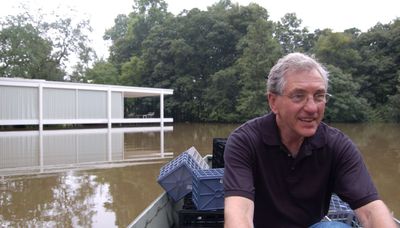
[[0, 164, 164, 227], [0, 127, 173, 176]]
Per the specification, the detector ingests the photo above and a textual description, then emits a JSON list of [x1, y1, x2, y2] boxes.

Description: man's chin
[[297, 127, 318, 137]]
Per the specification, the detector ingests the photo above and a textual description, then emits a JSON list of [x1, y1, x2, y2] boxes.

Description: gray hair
[[266, 52, 329, 95]]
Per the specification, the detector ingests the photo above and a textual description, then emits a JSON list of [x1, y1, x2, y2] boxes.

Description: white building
[[0, 77, 173, 128]]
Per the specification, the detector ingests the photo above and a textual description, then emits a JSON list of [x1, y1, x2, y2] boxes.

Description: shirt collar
[[260, 112, 326, 150]]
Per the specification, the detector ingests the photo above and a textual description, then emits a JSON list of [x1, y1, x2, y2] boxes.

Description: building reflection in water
[[0, 126, 173, 176]]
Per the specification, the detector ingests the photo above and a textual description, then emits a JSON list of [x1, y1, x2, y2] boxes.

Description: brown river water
[[0, 122, 399, 227]]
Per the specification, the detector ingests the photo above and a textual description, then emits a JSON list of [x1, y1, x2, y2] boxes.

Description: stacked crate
[[157, 144, 226, 227], [157, 147, 209, 202], [179, 170, 225, 228], [192, 168, 224, 210]]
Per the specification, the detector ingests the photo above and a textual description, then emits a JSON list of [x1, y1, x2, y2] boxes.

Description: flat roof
[[0, 77, 173, 98]]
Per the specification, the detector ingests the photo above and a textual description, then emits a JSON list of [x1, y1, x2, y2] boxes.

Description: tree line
[[1, 0, 399, 123]]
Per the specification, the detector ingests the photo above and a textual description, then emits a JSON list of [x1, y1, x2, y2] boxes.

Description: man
[[223, 53, 396, 227]]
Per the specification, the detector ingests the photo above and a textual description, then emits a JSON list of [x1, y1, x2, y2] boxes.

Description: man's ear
[[268, 92, 278, 114]]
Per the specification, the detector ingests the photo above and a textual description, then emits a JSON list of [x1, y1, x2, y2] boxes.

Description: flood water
[[0, 122, 399, 227]]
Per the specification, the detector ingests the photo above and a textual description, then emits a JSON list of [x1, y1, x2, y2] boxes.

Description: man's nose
[[303, 96, 319, 112]]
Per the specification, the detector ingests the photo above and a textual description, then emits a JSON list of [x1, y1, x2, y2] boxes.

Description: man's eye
[[291, 94, 305, 101], [314, 94, 326, 101]]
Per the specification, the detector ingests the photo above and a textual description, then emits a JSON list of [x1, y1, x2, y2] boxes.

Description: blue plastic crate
[[157, 147, 209, 202], [192, 168, 224, 210], [326, 194, 360, 227]]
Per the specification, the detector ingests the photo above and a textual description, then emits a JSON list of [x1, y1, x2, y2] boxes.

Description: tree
[[274, 13, 311, 54], [139, 5, 243, 121], [383, 73, 400, 122], [85, 59, 119, 85], [0, 5, 95, 80], [0, 20, 62, 79], [120, 56, 145, 86], [235, 18, 281, 121], [204, 67, 240, 122], [104, 0, 172, 65], [325, 65, 372, 122], [354, 20, 400, 108], [314, 30, 361, 73]]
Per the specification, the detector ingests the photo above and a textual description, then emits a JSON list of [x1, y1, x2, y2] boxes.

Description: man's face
[[268, 69, 327, 140]]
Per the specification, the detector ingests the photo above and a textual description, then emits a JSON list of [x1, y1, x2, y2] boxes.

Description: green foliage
[[274, 13, 311, 54], [0, 22, 60, 79], [0, 5, 95, 80], [104, 0, 172, 65], [120, 56, 145, 86], [99, 0, 400, 123], [204, 67, 240, 122], [324, 65, 371, 122], [85, 60, 120, 85], [314, 30, 361, 72], [235, 18, 281, 121], [353, 20, 400, 108], [382, 73, 400, 122]]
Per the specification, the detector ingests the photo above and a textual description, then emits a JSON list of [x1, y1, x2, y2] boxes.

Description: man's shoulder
[[315, 122, 359, 160], [229, 113, 278, 146], [237, 113, 274, 131], [318, 122, 349, 142], [307, 122, 352, 151]]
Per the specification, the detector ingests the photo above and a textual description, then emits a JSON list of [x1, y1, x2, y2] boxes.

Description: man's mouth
[[299, 117, 315, 123]]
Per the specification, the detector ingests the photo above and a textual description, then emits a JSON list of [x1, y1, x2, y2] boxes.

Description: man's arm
[[224, 196, 254, 228], [355, 200, 397, 228]]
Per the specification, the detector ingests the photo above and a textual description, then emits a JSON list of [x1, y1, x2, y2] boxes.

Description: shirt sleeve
[[331, 131, 379, 210], [223, 127, 255, 201]]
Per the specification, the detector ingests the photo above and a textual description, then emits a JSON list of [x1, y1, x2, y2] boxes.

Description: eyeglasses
[[279, 92, 332, 105]]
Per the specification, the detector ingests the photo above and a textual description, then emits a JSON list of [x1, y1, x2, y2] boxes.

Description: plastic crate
[[326, 194, 360, 227], [212, 138, 227, 168], [192, 168, 224, 210], [178, 209, 224, 227], [157, 147, 210, 202], [186, 146, 210, 170]]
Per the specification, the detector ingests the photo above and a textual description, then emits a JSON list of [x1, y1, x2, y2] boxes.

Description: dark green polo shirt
[[223, 113, 378, 227]]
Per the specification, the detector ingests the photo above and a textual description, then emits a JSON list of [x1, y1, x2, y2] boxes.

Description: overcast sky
[[1, 0, 399, 60]]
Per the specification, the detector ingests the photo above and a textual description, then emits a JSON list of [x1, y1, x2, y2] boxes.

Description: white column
[[160, 93, 165, 157], [38, 83, 43, 131], [107, 89, 112, 161], [75, 89, 79, 120], [38, 83, 44, 172]]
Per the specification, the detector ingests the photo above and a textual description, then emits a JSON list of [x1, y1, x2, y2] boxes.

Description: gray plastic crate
[[326, 194, 360, 227], [186, 146, 209, 169], [157, 147, 209, 202], [192, 168, 224, 210]]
